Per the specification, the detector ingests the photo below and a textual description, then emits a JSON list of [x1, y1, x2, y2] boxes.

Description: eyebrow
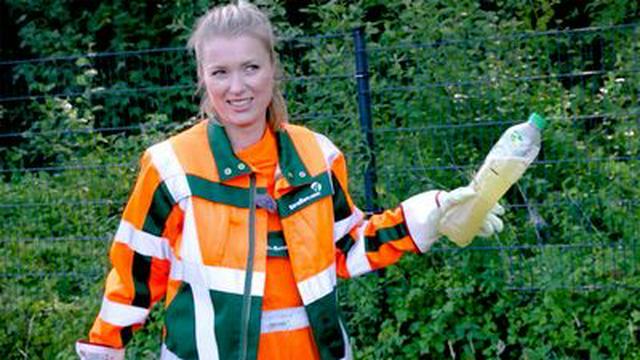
[[204, 59, 260, 70]]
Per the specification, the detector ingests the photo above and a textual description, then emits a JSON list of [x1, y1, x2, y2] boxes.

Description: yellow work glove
[[401, 186, 506, 252], [476, 202, 505, 238], [439, 186, 505, 238], [76, 340, 125, 360]]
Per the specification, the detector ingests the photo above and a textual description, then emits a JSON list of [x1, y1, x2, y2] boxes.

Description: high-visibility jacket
[[80, 120, 440, 360]]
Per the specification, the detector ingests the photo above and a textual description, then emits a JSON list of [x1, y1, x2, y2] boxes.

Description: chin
[[220, 116, 263, 129]]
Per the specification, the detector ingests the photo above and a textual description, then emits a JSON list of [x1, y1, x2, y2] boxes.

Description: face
[[202, 34, 275, 132]]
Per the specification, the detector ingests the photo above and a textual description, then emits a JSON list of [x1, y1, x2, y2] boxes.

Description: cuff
[[76, 340, 125, 360], [400, 190, 441, 253]]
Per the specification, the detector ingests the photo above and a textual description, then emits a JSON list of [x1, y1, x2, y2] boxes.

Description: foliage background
[[1, 0, 639, 359]]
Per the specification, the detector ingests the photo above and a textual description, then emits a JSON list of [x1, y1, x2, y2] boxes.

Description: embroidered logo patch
[[277, 173, 332, 217], [311, 181, 322, 193]]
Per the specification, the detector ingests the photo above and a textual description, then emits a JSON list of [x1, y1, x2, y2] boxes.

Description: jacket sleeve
[[80, 148, 184, 350], [317, 135, 442, 279]]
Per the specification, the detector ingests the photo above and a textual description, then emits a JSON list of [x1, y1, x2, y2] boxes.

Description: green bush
[[1, 0, 639, 358]]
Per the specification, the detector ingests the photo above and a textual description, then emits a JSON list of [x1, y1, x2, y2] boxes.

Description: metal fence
[[0, 24, 638, 302], [365, 23, 640, 291]]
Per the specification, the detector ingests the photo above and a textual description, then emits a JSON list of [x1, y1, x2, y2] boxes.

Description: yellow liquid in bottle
[[439, 157, 528, 246]]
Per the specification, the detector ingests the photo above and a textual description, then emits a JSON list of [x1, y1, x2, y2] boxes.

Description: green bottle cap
[[528, 112, 547, 130]]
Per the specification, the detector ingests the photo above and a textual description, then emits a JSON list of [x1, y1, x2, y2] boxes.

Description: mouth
[[227, 97, 253, 109]]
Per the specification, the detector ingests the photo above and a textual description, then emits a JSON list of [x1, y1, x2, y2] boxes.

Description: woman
[[76, 1, 504, 359]]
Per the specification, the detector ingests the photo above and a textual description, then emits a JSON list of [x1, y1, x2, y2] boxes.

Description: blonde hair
[[187, 0, 288, 130]]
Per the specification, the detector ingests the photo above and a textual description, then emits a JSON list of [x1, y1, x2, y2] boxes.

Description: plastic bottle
[[439, 112, 547, 246]]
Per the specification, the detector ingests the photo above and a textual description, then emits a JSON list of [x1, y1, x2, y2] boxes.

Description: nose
[[228, 72, 245, 94]]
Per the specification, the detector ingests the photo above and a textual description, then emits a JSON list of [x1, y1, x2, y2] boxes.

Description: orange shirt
[[236, 127, 320, 360]]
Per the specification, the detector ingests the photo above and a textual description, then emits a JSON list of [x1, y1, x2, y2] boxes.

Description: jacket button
[[224, 168, 232, 176], [238, 163, 246, 170], [298, 171, 306, 178]]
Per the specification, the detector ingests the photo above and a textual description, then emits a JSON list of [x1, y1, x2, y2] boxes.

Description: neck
[[225, 121, 267, 152]]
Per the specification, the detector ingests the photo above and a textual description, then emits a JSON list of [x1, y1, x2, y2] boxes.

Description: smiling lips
[[227, 97, 253, 110]]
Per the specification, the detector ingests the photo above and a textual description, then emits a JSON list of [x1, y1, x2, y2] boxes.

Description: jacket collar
[[207, 121, 252, 181], [207, 121, 314, 187], [275, 127, 313, 187]]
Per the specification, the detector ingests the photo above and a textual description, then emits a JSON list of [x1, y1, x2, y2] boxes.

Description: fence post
[[352, 27, 379, 213], [353, 27, 391, 326]]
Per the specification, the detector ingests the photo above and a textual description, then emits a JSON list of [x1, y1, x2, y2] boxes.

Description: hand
[[437, 186, 476, 213], [401, 187, 506, 252], [438, 186, 506, 238], [76, 341, 125, 360], [477, 202, 505, 238]]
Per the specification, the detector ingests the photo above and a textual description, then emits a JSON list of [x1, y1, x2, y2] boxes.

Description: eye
[[210, 69, 227, 78], [245, 64, 259, 73]]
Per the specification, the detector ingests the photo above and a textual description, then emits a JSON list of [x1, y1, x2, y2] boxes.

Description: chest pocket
[[184, 174, 268, 263]]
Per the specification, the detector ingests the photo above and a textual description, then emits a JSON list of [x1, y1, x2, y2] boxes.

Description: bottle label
[[510, 130, 524, 146]]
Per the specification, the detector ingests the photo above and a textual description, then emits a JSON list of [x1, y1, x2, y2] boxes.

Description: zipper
[[239, 173, 257, 360]]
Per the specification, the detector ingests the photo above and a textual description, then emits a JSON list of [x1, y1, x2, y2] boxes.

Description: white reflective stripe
[[170, 259, 266, 296], [149, 144, 202, 266], [339, 318, 353, 360], [192, 285, 219, 360], [345, 225, 372, 277], [164, 175, 191, 207], [314, 132, 341, 168], [148, 141, 191, 202], [177, 196, 189, 212], [76, 341, 125, 360], [160, 343, 182, 360], [400, 190, 440, 253], [298, 265, 336, 305], [98, 296, 149, 327], [180, 198, 203, 263], [333, 207, 364, 242], [260, 306, 310, 334], [114, 220, 171, 259]]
